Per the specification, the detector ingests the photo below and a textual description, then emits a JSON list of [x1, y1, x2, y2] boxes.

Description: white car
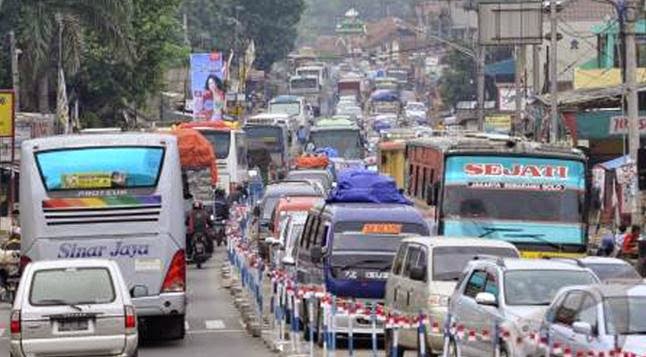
[[10, 259, 138, 357], [405, 101, 427, 123]]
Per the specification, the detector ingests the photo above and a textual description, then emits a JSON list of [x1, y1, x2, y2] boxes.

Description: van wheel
[[384, 329, 404, 357]]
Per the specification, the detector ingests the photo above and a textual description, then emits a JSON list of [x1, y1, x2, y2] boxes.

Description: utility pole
[[625, 0, 641, 226], [514, 45, 523, 135], [549, 0, 559, 142], [477, 46, 485, 131], [532, 45, 540, 97], [9, 31, 19, 111]]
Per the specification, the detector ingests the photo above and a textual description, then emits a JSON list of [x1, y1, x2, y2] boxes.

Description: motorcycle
[[209, 214, 227, 247], [191, 232, 210, 269]]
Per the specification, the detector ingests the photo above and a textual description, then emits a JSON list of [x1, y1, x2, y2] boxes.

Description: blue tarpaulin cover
[[315, 147, 339, 158], [327, 168, 411, 205], [370, 89, 399, 101]]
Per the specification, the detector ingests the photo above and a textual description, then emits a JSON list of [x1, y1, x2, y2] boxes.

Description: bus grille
[[42, 195, 162, 226]]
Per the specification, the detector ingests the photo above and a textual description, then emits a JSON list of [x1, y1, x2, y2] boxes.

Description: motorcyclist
[[187, 201, 210, 256]]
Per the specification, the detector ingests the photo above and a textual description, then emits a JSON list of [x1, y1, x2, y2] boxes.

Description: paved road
[[0, 248, 270, 357]]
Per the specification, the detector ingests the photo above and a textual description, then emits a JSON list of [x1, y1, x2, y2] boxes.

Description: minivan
[[384, 237, 520, 356]]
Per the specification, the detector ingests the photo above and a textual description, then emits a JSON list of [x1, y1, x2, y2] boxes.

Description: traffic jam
[[2, 59, 646, 357]]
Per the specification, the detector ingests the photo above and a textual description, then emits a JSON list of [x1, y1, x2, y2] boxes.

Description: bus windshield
[[270, 102, 301, 116], [245, 126, 284, 153], [442, 155, 585, 223], [197, 130, 231, 159], [310, 129, 363, 159], [35, 146, 164, 191], [290, 78, 318, 90]]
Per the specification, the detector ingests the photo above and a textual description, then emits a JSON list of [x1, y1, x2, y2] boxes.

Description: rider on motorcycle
[[187, 201, 210, 255]]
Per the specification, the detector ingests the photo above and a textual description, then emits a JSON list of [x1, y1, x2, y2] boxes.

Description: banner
[[190, 53, 225, 121], [484, 114, 511, 134], [0, 90, 15, 137]]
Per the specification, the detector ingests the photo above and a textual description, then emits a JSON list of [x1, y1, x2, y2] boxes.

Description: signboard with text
[[608, 116, 646, 135], [0, 90, 15, 138]]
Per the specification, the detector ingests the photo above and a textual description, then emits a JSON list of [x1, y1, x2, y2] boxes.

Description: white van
[[384, 237, 520, 355]]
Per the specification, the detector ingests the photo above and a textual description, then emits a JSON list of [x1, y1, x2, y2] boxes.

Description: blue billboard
[[190, 53, 224, 121]]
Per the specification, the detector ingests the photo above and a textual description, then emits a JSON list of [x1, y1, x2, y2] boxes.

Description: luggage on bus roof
[[327, 168, 411, 205], [295, 154, 330, 169]]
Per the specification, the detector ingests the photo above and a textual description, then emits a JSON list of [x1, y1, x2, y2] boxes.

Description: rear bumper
[[132, 291, 186, 316], [11, 334, 138, 357]]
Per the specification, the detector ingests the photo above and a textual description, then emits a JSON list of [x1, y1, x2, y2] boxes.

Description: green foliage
[[77, 0, 187, 126], [439, 48, 476, 108]]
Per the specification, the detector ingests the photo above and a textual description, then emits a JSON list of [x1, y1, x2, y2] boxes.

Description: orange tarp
[[178, 120, 230, 130], [171, 128, 218, 185], [295, 155, 329, 169]]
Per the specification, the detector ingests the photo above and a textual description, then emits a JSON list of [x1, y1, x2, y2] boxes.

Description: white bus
[[20, 133, 187, 340], [193, 126, 248, 195]]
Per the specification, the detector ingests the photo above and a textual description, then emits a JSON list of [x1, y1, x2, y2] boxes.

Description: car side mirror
[[409, 266, 426, 281], [572, 321, 593, 336], [311, 246, 323, 263], [268, 221, 275, 232], [253, 206, 260, 217], [475, 292, 498, 307], [131, 285, 148, 298]]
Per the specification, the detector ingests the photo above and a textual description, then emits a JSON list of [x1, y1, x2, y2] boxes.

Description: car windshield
[[290, 78, 318, 90], [586, 263, 642, 281], [604, 296, 646, 335], [432, 246, 519, 281], [504, 270, 597, 306], [30, 267, 115, 305], [198, 130, 231, 159], [35, 146, 164, 191], [245, 126, 284, 153]]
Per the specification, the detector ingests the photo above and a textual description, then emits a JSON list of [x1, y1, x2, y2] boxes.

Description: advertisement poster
[[190, 53, 224, 121], [0, 90, 15, 137]]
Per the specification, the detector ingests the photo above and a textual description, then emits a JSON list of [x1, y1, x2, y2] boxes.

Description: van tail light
[[161, 250, 185, 293], [124, 305, 137, 334], [10, 310, 21, 336], [19, 255, 31, 272]]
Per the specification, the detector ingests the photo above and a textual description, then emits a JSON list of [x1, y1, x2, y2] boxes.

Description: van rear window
[[30, 267, 115, 305], [334, 221, 428, 235]]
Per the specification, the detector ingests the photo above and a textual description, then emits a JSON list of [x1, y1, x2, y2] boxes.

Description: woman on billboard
[[200, 74, 225, 120]]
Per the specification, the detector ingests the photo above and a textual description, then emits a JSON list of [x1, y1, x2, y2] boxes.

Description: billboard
[[190, 53, 224, 120], [478, 1, 543, 45]]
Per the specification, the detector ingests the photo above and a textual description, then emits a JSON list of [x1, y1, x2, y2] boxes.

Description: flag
[[56, 67, 70, 134]]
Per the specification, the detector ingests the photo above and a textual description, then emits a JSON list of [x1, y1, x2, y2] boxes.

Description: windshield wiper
[[506, 233, 565, 252], [477, 226, 522, 238], [36, 299, 83, 311]]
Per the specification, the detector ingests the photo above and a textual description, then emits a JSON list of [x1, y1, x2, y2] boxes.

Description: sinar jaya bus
[[20, 133, 187, 339], [405, 133, 589, 258]]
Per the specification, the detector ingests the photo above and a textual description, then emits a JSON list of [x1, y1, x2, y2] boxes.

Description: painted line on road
[[187, 329, 246, 335], [205, 320, 226, 330]]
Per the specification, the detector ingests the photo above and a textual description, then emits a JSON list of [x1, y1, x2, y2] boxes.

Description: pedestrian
[[621, 224, 640, 258], [613, 225, 627, 256], [598, 228, 615, 257]]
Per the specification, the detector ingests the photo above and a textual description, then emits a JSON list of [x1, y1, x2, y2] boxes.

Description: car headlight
[[428, 294, 449, 307]]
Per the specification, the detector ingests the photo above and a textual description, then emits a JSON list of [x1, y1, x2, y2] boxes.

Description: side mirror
[[268, 221, 275, 232], [265, 237, 277, 245], [409, 266, 426, 281], [311, 246, 323, 263], [253, 206, 260, 217], [131, 285, 148, 298], [475, 292, 498, 307], [572, 321, 593, 336]]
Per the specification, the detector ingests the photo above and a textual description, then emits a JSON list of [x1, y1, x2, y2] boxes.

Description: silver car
[[539, 283, 646, 356], [10, 259, 138, 357], [447, 258, 599, 357]]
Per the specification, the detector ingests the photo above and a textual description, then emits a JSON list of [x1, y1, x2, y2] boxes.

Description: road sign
[[478, 1, 543, 45], [0, 90, 15, 138]]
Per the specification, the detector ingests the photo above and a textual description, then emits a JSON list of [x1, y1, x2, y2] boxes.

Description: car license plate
[[58, 319, 89, 332]]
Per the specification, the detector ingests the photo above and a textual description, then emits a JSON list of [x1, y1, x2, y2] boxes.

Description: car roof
[[492, 258, 593, 271], [264, 183, 321, 197], [401, 236, 519, 249], [275, 196, 325, 211], [315, 202, 426, 223], [576, 256, 632, 265], [565, 283, 646, 298], [27, 259, 116, 270]]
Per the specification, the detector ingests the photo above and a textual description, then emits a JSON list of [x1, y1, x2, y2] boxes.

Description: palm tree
[[16, 0, 133, 113]]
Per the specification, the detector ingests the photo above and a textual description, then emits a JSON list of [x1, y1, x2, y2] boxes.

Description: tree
[[8, 0, 132, 113], [438, 48, 477, 109], [76, 0, 187, 126]]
